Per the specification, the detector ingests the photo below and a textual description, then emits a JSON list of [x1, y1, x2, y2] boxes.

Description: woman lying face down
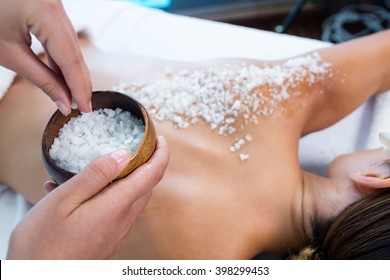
[[291, 147, 390, 259], [1, 30, 390, 259]]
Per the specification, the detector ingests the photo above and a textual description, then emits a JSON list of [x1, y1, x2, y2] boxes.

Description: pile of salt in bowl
[[49, 108, 145, 173], [114, 53, 332, 161]]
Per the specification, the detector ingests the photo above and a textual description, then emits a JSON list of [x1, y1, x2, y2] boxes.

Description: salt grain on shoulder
[[114, 53, 332, 161]]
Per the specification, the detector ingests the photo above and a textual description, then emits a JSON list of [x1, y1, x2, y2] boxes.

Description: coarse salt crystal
[[49, 108, 145, 173], [239, 153, 250, 161], [114, 53, 332, 161]]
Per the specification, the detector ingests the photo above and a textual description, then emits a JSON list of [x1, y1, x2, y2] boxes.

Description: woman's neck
[[301, 171, 361, 240]]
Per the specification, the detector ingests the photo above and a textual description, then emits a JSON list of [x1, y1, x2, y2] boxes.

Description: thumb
[[57, 149, 131, 207]]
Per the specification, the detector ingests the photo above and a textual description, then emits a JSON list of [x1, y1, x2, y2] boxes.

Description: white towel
[[298, 101, 374, 176], [366, 90, 390, 148], [64, 0, 331, 62]]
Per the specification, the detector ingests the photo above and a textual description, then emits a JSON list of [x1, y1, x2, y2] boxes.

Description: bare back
[[1, 31, 389, 259]]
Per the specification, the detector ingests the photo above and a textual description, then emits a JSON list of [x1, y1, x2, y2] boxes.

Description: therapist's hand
[[0, 0, 91, 115], [7, 136, 169, 259]]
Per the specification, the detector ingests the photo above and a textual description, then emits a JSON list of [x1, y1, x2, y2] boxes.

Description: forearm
[[322, 29, 390, 94], [328, 30, 390, 86], [304, 30, 390, 133], [358, 29, 390, 93]]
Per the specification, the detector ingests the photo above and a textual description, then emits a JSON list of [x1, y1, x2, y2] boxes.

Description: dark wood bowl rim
[[42, 90, 150, 184]]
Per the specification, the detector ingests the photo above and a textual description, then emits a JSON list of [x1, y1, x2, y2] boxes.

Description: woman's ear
[[349, 172, 390, 194]]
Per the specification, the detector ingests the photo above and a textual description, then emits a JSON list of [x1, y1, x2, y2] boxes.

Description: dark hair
[[291, 188, 390, 260]]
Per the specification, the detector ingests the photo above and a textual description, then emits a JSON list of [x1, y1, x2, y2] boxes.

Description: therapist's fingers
[[56, 150, 132, 210], [0, 0, 91, 115], [0, 43, 73, 115], [130, 191, 153, 216], [29, 0, 92, 113], [43, 46, 63, 78], [44, 6, 92, 112], [108, 136, 170, 208], [50, 135, 168, 214], [123, 191, 153, 230]]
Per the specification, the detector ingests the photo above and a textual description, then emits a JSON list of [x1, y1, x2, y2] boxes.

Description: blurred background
[[122, 0, 390, 43]]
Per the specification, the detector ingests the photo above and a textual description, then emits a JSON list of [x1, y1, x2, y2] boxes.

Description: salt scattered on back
[[239, 153, 250, 161], [49, 108, 145, 173], [114, 53, 332, 161]]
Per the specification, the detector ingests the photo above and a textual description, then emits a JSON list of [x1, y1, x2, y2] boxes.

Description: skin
[[0, 0, 91, 114], [0, 0, 170, 259], [1, 31, 390, 259], [7, 140, 169, 259]]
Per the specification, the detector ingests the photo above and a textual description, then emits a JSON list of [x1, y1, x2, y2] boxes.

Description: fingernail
[[110, 149, 130, 164], [71, 100, 78, 110], [55, 101, 70, 116], [79, 101, 92, 113]]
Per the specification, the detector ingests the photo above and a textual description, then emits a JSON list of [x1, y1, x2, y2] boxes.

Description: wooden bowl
[[42, 90, 157, 185]]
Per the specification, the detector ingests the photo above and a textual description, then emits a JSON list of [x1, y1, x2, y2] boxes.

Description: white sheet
[[0, 0, 388, 259]]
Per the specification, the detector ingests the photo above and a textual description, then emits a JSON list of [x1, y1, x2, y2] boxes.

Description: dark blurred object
[[172, 0, 389, 41], [274, 0, 390, 35], [321, 3, 390, 43], [275, 0, 308, 33], [321, 0, 389, 14], [167, 0, 303, 22]]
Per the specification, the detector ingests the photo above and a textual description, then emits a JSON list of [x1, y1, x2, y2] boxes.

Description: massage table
[[0, 0, 389, 259]]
